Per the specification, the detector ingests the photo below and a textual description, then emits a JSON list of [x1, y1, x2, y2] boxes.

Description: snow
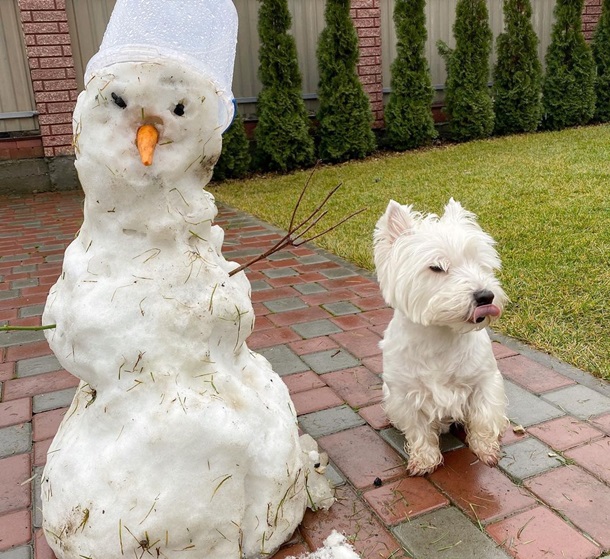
[[40, 54, 333, 559], [288, 531, 361, 559]]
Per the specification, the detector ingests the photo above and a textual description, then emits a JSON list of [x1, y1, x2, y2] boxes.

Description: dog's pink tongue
[[473, 304, 501, 323]]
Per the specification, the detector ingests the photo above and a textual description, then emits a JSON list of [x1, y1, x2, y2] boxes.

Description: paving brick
[[300, 485, 408, 559], [293, 282, 327, 295], [487, 506, 601, 559], [504, 381, 564, 427], [591, 412, 610, 434], [542, 385, 610, 420], [500, 437, 563, 481], [500, 423, 529, 446], [0, 545, 32, 559], [430, 448, 537, 523], [527, 416, 604, 451], [249, 280, 271, 292], [498, 355, 575, 393], [32, 467, 43, 529], [34, 528, 54, 559], [392, 506, 510, 559], [364, 476, 449, 525], [358, 403, 390, 430], [261, 267, 298, 279], [258, 345, 308, 376], [290, 319, 342, 340], [379, 427, 465, 460], [0, 509, 31, 551], [288, 336, 339, 356], [322, 366, 383, 408], [15, 354, 61, 378], [330, 329, 382, 359], [295, 254, 329, 265], [291, 387, 344, 416], [32, 386, 77, 413], [0, 400, 32, 429], [0, 453, 31, 515], [3, 370, 78, 401], [301, 288, 355, 307], [281, 371, 325, 395], [0, 328, 46, 348], [0, 363, 15, 383], [321, 301, 361, 316], [329, 314, 370, 331], [263, 297, 308, 313], [0, 424, 32, 459], [319, 425, 406, 488], [492, 343, 519, 360], [32, 407, 66, 442], [565, 437, 610, 484], [33, 438, 52, 466], [299, 405, 365, 438], [248, 326, 301, 350], [361, 354, 383, 375], [525, 465, 610, 548], [301, 349, 360, 374], [319, 267, 357, 279], [5, 341, 52, 362], [18, 305, 45, 319]]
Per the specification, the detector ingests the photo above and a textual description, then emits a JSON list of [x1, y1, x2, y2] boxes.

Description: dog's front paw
[[468, 437, 501, 467], [407, 448, 443, 476]]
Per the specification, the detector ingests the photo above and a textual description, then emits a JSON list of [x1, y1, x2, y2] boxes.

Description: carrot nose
[[136, 124, 159, 166]]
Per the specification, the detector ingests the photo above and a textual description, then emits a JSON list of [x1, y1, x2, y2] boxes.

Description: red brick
[[2, 369, 77, 401], [319, 425, 405, 489], [361, 354, 382, 375], [497, 355, 575, 393], [31, 10, 67, 22], [430, 448, 537, 523], [0, 362, 15, 382], [358, 403, 390, 430], [301, 485, 406, 559], [251, 286, 298, 303], [246, 326, 301, 350], [291, 387, 343, 416], [23, 22, 60, 34], [487, 506, 601, 559], [0, 509, 31, 550], [267, 306, 330, 327], [282, 371, 325, 395], [35, 527, 56, 559], [289, 336, 339, 356], [492, 342, 519, 360], [6, 340, 52, 361], [500, 423, 529, 446], [0, 453, 32, 515], [271, 542, 309, 558], [330, 314, 370, 331], [565, 437, 610, 484], [528, 416, 603, 451], [359, 308, 393, 326], [330, 328, 382, 359], [0, 398, 32, 429], [590, 412, 610, 434], [322, 366, 383, 408], [32, 406, 67, 441], [352, 295, 386, 311], [300, 288, 354, 307], [34, 437, 53, 466], [364, 476, 448, 525], [35, 33, 71, 46]]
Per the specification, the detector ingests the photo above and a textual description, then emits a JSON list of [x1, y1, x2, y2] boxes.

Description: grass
[[210, 124, 610, 379]]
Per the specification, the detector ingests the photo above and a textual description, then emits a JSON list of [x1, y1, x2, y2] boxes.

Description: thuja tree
[[385, 0, 437, 150], [541, 0, 595, 130], [213, 111, 251, 181], [592, 0, 610, 121], [437, 0, 494, 141], [316, 0, 376, 162], [255, 0, 315, 172], [492, 0, 543, 134]]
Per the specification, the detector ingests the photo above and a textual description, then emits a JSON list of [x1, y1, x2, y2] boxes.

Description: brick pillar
[[350, 0, 384, 129], [583, 0, 602, 41], [18, 0, 78, 157]]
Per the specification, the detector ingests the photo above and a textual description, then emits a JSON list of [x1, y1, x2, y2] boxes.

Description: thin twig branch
[[0, 324, 56, 332]]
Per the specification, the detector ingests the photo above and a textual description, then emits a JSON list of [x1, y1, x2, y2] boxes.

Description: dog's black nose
[[473, 289, 495, 306]]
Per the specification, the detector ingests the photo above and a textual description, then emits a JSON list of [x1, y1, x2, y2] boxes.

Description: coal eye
[[173, 103, 185, 116], [111, 92, 127, 109], [429, 265, 445, 273]]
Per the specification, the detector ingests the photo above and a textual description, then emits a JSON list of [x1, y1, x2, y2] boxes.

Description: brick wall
[[18, 0, 78, 158], [350, 0, 384, 129], [583, 0, 603, 40]]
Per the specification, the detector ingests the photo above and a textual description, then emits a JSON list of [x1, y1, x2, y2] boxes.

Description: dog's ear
[[378, 200, 415, 244], [442, 198, 477, 224]]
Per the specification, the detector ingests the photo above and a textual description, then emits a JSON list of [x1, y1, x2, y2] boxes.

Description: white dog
[[373, 199, 508, 476]]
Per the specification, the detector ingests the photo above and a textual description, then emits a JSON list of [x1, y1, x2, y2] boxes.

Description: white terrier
[[374, 199, 508, 476]]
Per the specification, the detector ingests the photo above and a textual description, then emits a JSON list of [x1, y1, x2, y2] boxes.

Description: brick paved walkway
[[1, 190, 610, 559]]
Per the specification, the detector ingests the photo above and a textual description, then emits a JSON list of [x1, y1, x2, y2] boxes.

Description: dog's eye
[[111, 92, 127, 109], [429, 265, 445, 273]]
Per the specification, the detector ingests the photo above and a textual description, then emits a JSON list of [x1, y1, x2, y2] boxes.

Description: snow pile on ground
[[289, 531, 361, 559]]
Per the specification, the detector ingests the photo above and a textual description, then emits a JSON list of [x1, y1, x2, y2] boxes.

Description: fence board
[[0, 0, 37, 133]]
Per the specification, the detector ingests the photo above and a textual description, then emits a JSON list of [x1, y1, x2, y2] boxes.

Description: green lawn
[[210, 125, 610, 379]]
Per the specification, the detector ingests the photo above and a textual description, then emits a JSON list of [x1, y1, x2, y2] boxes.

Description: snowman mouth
[[471, 304, 501, 324]]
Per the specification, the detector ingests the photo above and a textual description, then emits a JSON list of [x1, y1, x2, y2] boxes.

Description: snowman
[[40, 2, 334, 558]]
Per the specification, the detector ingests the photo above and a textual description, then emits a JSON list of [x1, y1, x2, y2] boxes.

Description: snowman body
[[41, 61, 331, 559]]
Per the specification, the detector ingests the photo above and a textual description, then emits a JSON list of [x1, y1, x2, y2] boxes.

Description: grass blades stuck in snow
[[210, 125, 610, 379]]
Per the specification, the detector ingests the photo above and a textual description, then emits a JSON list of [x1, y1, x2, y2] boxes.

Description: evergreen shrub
[[213, 112, 251, 181], [592, 0, 610, 122]]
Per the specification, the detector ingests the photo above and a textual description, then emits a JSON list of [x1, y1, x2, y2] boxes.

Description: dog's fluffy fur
[[374, 199, 508, 476]]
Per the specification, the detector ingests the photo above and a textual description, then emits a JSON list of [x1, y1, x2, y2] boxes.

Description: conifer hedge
[[541, 0, 595, 130], [493, 0, 542, 135], [255, 0, 315, 172], [385, 0, 437, 150], [592, 0, 610, 122], [437, 0, 494, 142], [316, 0, 376, 162], [213, 112, 251, 181]]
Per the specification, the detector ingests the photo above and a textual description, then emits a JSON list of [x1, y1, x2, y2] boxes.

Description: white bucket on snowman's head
[[85, 0, 238, 132]]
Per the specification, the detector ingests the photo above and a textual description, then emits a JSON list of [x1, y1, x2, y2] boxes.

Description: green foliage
[[541, 0, 595, 130], [492, 0, 543, 134], [385, 0, 437, 150], [592, 0, 610, 122], [316, 0, 376, 162], [437, 0, 494, 141], [255, 0, 315, 172], [213, 112, 251, 181]]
